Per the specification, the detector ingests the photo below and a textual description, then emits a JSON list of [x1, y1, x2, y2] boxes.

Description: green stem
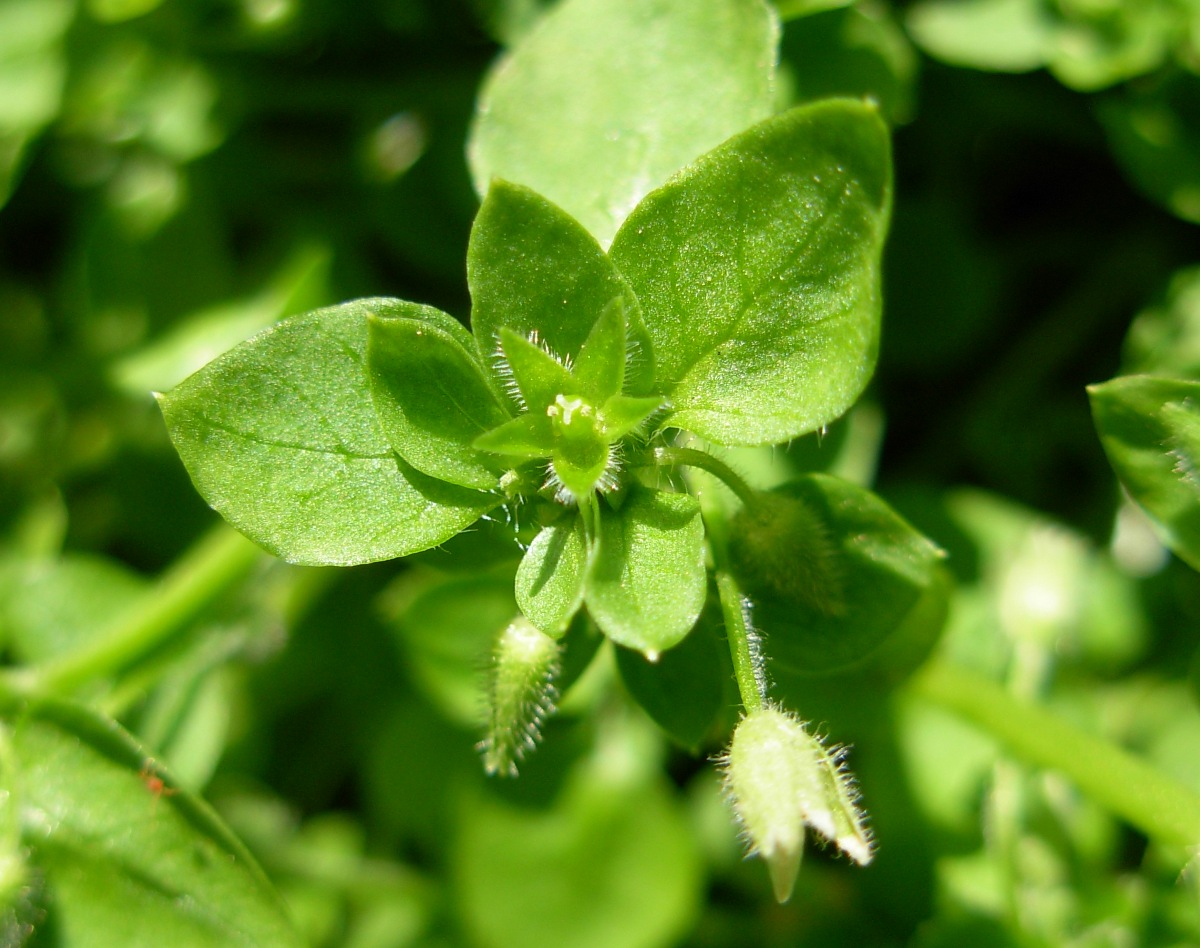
[[12, 524, 264, 697], [910, 661, 1200, 851], [648, 446, 758, 508], [716, 571, 765, 714]]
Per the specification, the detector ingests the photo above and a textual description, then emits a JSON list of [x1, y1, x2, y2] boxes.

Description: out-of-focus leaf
[[381, 571, 517, 727], [780, 5, 919, 125], [0, 0, 72, 206], [111, 246, 331, 396], [1090, 374, 1200, 572], [1100, 75, 1200, 228], [1122, 265, 1200, 378], [0, 553, 146, 664], [1, 700, 301, 945], [731, 474, 946, 673], [614, 612, 724, 751], [454, 721, 702, 948], [469, 0, 778, 247], [907, 0, 1051, 72]]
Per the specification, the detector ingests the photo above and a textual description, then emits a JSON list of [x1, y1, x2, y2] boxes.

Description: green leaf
[[780, 5, 919, 125], [159, 299, 496, 567], [516, 515, 589, 635], [454, 739, 702, 948], [0, 0, 71, 208], [1100, 77, 1200, 227], [383, 571, 517, 727], [368, 307, 511, 490], [731, 474, 945, 673], [614, 612, 725, 751], [0, 554, 146, 664], [467, 181, 650, 395], [468, 0, 778, 248], [906, 0, 1050, 73], [609, 99, 892, 447], [585, 488, 706, 655], [2, 700, 300, 946], [1090, 375, 1200, 572], [573, 298, 629, 404]]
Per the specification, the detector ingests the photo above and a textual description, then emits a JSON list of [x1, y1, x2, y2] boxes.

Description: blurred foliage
[[1, 0, 1200, 945]]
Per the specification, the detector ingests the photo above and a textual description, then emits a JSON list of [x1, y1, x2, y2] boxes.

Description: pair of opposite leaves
[[160, 99, 892, 656]]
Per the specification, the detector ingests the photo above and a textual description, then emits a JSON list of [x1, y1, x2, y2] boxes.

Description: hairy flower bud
[[479, 617, 561, 777], [722, 706, 873, 902]]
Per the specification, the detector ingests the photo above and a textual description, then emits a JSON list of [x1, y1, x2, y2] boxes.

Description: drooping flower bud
[[479, 616, 561, 777], [722, 705, 873, 903]]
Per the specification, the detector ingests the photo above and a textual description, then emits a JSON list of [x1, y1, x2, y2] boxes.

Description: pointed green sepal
[[573, 297, 629, 403], [497, 327, 575, 413], [599, 395, 664, 442], [474, 414, 554, 459]]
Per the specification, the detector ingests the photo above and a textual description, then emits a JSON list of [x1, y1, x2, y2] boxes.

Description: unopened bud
[[479, 617, 561, 778], [722, 706, 873, 903]]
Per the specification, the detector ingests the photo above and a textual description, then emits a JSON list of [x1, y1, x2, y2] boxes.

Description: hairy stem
[[910, 661, 1200, 851], [648, 446, 758, 508], [716, 571, 765, 714], [12, 524, 264, 696]]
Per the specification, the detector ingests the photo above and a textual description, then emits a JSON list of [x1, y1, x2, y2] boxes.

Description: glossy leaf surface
[[585, 488, 706, 655], [160, 299, 497, 566], [468, 181, 649, 395], [609, 99, 892, 446], [516, 516, 589, 636], [368, 307, 510, 490]]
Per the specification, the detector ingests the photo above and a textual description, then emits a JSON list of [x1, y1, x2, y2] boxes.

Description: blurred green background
[[3, 0, 1200, 945]]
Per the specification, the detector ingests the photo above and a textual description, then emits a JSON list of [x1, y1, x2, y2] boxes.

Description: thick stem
[[716, 571, 765, 714], [12, 524, 264, 696], [910, 661, 1200, 852]]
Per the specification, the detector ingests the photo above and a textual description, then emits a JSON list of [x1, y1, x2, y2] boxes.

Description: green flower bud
[[479, 617, 561, 777], [722, 705, 873, 903]]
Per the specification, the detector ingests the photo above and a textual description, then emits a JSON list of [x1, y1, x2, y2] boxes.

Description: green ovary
[[547, 393, 612, 498]]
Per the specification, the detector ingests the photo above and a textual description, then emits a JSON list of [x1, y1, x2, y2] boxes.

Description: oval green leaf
[[159, 299, 497, 567], [368, 308, 511, 490], [585, 488, 706, 655], [609, 98, 892, 447], [467, 181, 651, 395], [731, 474, 944, 673], [516, 516, 589, 636], [3, 699, 300, 946], [468, 0, 778, 248], [1090, 374, 1200, 572]]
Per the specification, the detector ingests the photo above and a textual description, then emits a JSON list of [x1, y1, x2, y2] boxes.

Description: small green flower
[[474, 299, 662, 504]]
